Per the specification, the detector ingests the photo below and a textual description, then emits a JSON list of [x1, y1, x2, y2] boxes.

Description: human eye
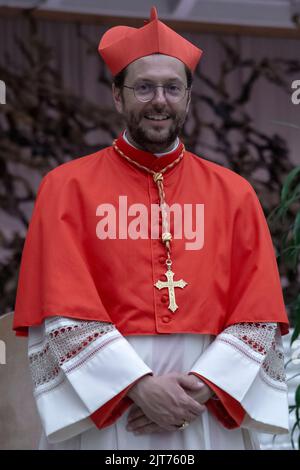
[[135, 82, 152, 94], [166, 83, 182, 95]]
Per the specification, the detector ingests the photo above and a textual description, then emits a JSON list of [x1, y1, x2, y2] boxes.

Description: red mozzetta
[[13, 132, 289, 337]]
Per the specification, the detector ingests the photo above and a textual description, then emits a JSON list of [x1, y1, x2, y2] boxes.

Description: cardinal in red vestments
[[13, 7, 289, 449]]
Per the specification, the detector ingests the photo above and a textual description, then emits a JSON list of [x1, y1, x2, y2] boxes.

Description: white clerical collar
[[123, 130, 179, 157]]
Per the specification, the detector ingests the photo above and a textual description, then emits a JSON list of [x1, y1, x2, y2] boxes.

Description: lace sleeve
[[28, 316, 152, 443], [261, 327, 286, 386], [189, 322, 289, 434], [29, 317, 116, 393], [222, 322, 285, 385]]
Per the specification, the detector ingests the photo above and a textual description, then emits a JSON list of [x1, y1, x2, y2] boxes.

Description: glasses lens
[[134, 83, 154, 102], [165, 84, 186, 102], [133, 82, 187, 102]]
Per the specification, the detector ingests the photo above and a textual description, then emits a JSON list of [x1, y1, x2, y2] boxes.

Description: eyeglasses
[[122, 82, 189, 103]]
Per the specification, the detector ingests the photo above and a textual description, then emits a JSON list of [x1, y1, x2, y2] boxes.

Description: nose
[[152, 86, 167, 104]]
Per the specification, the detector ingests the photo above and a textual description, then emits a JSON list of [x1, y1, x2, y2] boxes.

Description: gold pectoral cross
[[154, 261, 187, 313]]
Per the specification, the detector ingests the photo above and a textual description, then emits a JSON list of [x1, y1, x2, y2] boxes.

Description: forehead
[[126, 54, 186, 82]]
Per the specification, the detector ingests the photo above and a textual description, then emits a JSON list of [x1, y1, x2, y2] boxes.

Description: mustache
[[142, 108, 173, 116]]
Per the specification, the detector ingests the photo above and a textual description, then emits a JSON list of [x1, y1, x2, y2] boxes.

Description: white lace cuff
[[28, 317, 152, 443], [189, 322, 289, 434]]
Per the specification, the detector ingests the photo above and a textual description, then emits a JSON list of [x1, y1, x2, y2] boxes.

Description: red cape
[[13, 134, 289, 337]]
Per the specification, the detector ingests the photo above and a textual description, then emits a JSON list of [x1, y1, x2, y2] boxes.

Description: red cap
[[98, 6, 203, 76]]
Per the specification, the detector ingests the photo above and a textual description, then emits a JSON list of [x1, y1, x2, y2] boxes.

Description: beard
[[123, 105, 188, 152]]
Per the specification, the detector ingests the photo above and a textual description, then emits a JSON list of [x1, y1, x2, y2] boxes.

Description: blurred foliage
[[269, 162, 300, 449]]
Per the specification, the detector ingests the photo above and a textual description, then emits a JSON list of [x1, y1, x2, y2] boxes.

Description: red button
[[162, 315, 171, 323], [159, 256, 166, 264], [161, 294, 168, 303]]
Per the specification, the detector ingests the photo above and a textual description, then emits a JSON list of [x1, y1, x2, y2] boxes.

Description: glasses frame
[[122, 83, 190, 103]]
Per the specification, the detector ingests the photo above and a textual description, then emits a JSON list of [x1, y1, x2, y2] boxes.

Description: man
[[13, 7, 289, 450]]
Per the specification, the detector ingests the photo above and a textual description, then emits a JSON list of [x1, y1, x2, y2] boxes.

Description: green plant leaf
[[281, 167, 300, 203], [290, 420, 299, 449], [291, 326, 300, 344], [291, 302, 300, 344], [293, 212, 300, 245]]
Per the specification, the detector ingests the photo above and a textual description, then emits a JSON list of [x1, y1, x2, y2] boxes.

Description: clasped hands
[[126, 372, 213, 435]]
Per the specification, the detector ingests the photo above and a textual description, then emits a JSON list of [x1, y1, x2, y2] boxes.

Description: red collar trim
[[113, 132, 185, 173]]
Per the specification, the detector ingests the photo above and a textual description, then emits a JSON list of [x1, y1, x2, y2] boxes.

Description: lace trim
[[29, 318, 115, 389], [222, 322, 286, 388], [217, 336, 263, 364], [261, 329, 286, 384], [223, 322, 277, 355]]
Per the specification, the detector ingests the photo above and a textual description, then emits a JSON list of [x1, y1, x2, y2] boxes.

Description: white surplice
[[28, 317, 289, 450]]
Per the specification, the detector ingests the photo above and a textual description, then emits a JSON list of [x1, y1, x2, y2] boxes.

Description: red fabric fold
[[191, 373, 245, 429], [91, 374, 151, 429]]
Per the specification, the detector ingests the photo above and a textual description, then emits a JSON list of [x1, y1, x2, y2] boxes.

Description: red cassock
[[13, 132, 289, 338]]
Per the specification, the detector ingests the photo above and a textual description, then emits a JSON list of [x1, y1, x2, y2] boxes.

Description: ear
[[112, 83, 124, 114]]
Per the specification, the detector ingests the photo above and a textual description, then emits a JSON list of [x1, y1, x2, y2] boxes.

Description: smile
[[144, 115, 170, 121]]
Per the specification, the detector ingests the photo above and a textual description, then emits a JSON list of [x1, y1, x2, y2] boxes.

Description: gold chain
[[113, 139, 185, 257]]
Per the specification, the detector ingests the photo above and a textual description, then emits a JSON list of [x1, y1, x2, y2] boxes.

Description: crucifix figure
[[154, 260, 188, 313]]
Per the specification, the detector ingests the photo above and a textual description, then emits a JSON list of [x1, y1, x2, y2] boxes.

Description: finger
[[178, 374, 204, 391], [127, 412, 145, 424], [187, 397, 206, 415], [127, 405, 145, 423], [127, 415, 152, 432], [134, 423, 176, 435], [128, 403, 142, 414], [185, 409, 205, 424]]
